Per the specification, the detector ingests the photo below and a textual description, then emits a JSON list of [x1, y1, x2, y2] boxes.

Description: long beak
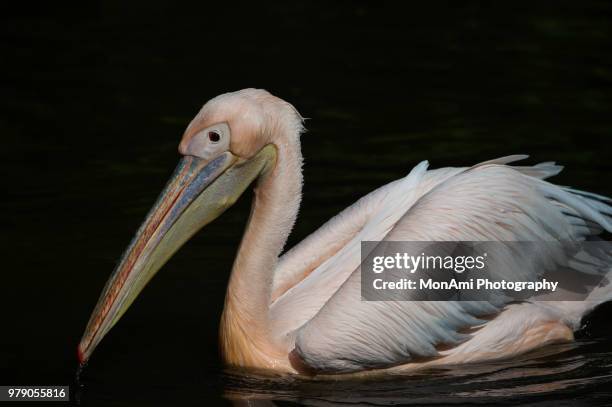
[[78, 145, 276, 364]]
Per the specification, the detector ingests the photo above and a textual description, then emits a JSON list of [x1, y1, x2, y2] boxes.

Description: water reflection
[[223, 341, 612, 406]]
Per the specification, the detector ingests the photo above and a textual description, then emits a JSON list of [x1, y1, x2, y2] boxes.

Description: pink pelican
[[78, 89, 612, 375]]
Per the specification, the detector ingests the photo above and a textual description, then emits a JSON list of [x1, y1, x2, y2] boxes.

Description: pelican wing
[[288, 159, 612, 373], [270, 162, 471, 336], [271, 156, 552, 336]]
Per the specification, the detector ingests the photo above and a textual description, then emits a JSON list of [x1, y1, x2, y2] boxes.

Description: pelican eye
[[208, 131, 221, 142]]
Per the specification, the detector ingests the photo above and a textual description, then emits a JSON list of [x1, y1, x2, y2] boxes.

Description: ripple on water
[[222, 340, 612, 406]]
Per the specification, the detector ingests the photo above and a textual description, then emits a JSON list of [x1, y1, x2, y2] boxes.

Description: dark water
[[224, 342, 612, 406], [2, 1, 612, 405]]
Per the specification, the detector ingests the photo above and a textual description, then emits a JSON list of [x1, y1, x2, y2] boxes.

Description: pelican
[[78, 89, 612, 375]]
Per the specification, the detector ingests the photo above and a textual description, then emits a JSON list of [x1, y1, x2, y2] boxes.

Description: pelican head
[[78, 89, 303, 364]]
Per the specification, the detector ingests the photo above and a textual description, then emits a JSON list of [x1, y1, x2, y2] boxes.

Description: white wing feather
[[280, 158, 612, 372], [270, 163, 470, 337]]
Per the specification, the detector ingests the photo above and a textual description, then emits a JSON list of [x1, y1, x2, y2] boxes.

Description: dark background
[[2, 1, 612, 405]]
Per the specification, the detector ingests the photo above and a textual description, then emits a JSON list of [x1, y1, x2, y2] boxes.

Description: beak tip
[[77, 344, 86, 365]]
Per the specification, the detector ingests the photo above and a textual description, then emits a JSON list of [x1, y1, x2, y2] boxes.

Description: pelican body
[[79, 89, 612, 375]]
